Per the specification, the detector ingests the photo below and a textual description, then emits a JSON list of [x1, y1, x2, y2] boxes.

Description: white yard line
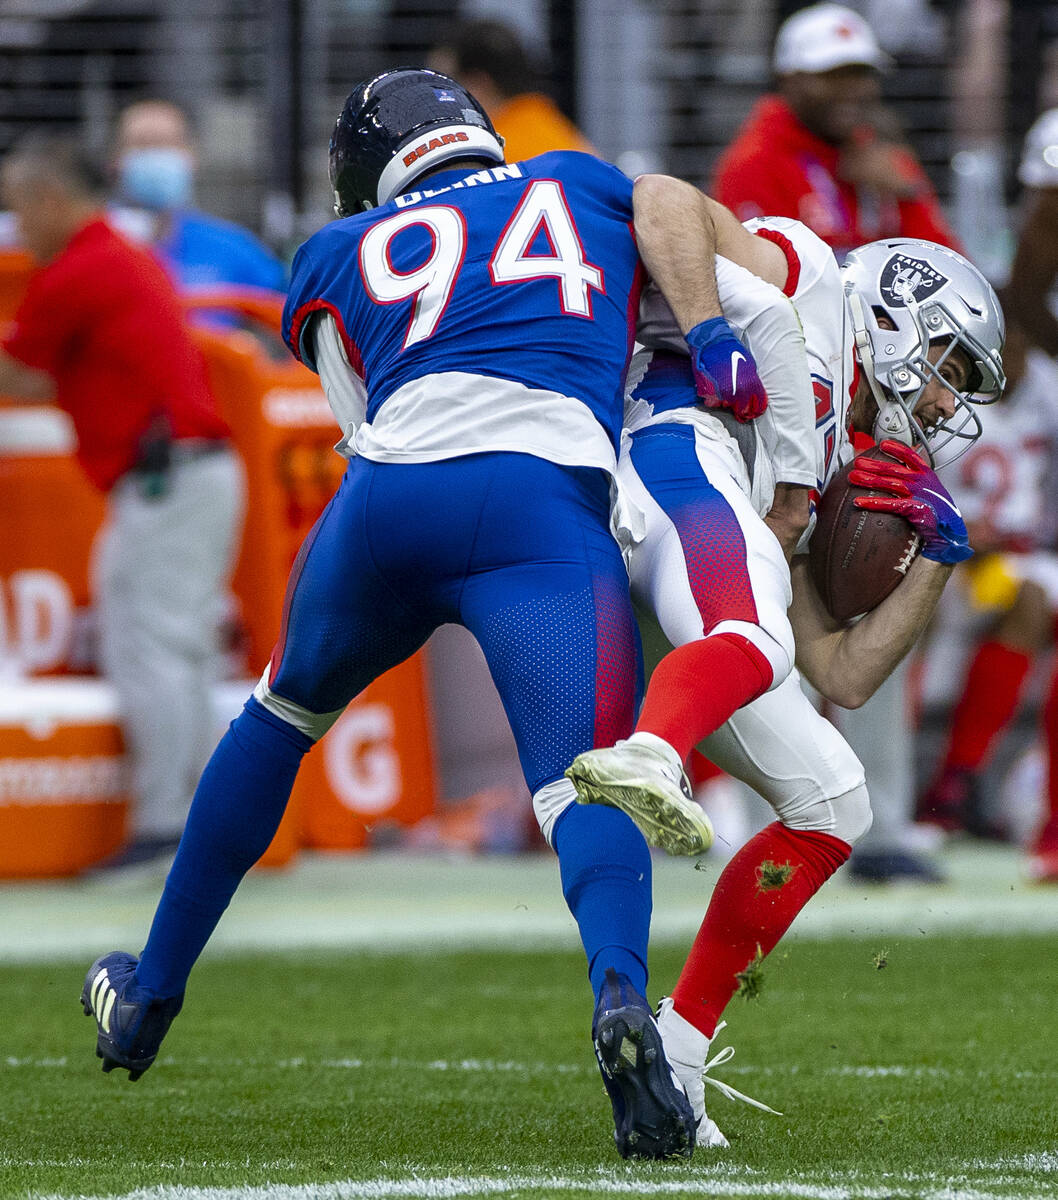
[[22, 1162, 1058, 1200], [6, 1053, 1058, 1084]]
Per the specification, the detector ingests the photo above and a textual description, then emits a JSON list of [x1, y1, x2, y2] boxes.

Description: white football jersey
[[1018, 108, 1058, 189], [1016, 109, 1058, 327], [939, 348, 1058, 548], [741, 216, 857, 497], [633, 215, 855, 526]]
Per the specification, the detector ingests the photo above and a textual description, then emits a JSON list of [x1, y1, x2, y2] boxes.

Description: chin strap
[[872, 399, 914, 446], [847, 292, 927, 459]]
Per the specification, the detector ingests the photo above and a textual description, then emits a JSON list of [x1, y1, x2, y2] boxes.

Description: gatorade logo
[[323, 703, 402, 815]]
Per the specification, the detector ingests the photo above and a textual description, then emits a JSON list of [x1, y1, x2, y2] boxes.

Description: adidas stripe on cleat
[[81, 951, 183, 1082], [592, 968, 696, 1160]]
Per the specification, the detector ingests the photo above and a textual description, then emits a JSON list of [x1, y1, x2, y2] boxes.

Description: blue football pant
[[137, 452, 652, 1000], [266, 452, 637, 792]]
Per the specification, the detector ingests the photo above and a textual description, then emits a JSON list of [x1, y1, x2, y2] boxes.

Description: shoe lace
[[700, 1021, 783, 1116]]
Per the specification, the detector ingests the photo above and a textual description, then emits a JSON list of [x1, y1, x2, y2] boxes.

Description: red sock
[[636, 633, 773, 762], [945, 640, 1030, 771], [687, 749, 723, 790], [671, 822, 850, 1037]]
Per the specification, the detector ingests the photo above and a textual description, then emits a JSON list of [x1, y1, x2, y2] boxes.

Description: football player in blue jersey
[[80, 68, 770, 1160]]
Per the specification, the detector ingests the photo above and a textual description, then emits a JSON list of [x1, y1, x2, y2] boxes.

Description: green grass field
[[2, 850, 1057, 1200]]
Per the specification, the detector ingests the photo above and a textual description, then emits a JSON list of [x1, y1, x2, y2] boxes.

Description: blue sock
[[136, 696, 313, 998], [552, 802, 652, 1000]]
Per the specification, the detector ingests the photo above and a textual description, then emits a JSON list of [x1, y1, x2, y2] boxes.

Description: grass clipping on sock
[[735, 943, 766, 1001], [756, 858, 797, 892]]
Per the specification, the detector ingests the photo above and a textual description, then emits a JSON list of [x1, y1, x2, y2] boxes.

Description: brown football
[[808, 446, 922, 622]]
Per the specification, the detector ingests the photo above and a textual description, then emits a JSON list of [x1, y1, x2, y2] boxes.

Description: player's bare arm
[[701, 194, 789, 289], [765, 482, 812, 561], [631, 174, 724, 331], [633, 174, 770, 421], [0, 348, 54, 401], [788, 551, 952, 709]]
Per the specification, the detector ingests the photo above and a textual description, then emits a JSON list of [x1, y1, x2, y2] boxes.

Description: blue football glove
[[686, 316, 768, 423], [850, 439, 973, 565]]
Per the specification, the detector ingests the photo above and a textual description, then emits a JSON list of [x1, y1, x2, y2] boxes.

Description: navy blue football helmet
[[329, 68, 505, 217]]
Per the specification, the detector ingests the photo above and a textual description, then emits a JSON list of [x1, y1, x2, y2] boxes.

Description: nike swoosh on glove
[[849, 439, 973, 565], [686, 317, 768, 423]]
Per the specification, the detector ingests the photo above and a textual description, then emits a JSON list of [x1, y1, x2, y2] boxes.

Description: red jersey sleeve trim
[[624, 222, 646, 377], [287, 298, 364, 378], [753, 228, 801, 298]]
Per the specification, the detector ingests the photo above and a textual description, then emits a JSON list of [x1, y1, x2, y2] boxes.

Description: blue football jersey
[[283, 151, 644, 454]]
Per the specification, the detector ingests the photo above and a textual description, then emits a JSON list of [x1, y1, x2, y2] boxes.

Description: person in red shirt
[[0, 131, 245, 867], [712, 3, 960, 262]]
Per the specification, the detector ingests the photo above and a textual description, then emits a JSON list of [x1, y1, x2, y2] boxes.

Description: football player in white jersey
[[567, 202, 1005, 1146], [920, 322, 1058, 879], [919, 105, 1058, 880], [1005, 108, 1058, 360]]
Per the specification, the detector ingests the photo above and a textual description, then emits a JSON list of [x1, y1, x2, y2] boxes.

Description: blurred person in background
[[1004, 108, 1058, 361], [709, 2, 964, 885], [111, 99, 286, 296], [920, 322, 1058, 882], [427, 18, 594, 163], [0, 132, 245, 868], [924, 101, 1058, 881], [713, 3, 959, 263]]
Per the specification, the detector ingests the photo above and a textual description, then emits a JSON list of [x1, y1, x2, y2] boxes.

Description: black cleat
[[592, 968, 696, 1159], [81, 951, 183, 1082], [848, 849, 945, 885]]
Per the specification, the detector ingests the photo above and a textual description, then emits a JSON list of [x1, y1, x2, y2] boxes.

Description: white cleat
[[565, 736, 714, 856], [656, 996, 782, 1148]]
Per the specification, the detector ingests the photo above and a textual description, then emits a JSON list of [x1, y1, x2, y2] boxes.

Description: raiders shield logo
[[879, 253, 949, 307]]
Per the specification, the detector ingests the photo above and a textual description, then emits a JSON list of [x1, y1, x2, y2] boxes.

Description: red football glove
[[850, 439, 973, 565], [685, 317, 768, 423]]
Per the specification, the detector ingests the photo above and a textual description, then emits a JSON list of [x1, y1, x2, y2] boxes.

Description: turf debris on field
[[3, 930, 1058, 1200]]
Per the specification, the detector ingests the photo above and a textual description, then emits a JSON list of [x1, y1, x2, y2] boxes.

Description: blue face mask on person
[[119, 148, 194, 211]]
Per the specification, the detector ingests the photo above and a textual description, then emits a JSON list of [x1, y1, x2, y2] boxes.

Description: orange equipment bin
[[187, 291, 349, 672], [296, 654, 437, 851], [0, 681, 128, 877], [0, 249, 104, 676], [0, 278, 438, 874]]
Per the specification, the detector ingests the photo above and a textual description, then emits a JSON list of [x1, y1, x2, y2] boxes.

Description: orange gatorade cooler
[[0, 679, 129, 877], [297, 655, 438, 851]]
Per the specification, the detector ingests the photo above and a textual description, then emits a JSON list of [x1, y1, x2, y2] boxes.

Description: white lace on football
[[700, 1021, 783, 1116]]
